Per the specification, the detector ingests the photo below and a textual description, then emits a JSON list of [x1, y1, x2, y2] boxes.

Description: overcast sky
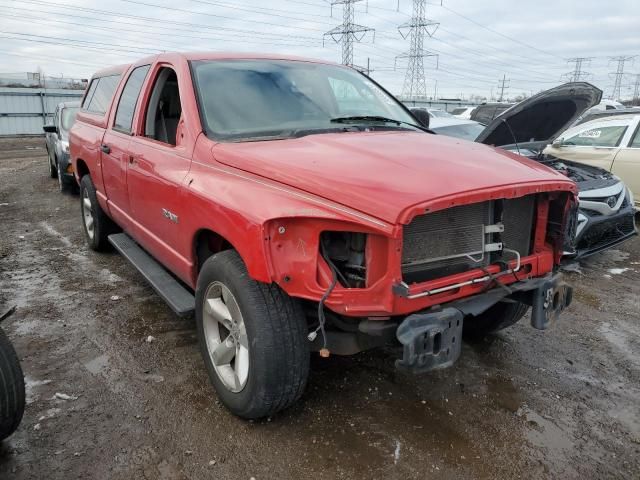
[[1, 0, 639, 100]]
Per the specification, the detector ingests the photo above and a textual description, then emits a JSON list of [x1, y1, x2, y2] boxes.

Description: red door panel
[[126, 137, 192, 277], [101, 130, 132, 225]]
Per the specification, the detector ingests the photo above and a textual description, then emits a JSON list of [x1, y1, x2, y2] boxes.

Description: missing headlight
[[320, 231, 367, 288]]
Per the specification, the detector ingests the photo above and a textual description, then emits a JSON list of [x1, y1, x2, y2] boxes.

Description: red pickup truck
[[70, 52, 576, 418]]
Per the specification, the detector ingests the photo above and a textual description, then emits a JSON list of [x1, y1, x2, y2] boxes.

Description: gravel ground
[[0, 136, 639, 480]]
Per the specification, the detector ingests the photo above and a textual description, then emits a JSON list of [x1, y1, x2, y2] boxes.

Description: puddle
[[599, 321, 640, 368], [518, 407, 574, 453]]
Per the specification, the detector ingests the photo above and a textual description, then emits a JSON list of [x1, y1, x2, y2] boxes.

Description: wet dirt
[[0, 137, 639, 479]]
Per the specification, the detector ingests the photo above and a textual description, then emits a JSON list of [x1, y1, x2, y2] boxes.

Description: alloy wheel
[[202, 281, 249, 393], [81, 190, 95, 240]]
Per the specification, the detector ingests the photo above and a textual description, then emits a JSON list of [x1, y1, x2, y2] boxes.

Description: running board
[[108, 233, 195, 317]]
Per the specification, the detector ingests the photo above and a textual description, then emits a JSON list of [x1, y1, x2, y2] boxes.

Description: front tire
[[79, 175, 117, 251], [463, 301, 529, 338], [196, 250, 309, 419], [0, 327, 25, 441], [48, 148, 57, 179]]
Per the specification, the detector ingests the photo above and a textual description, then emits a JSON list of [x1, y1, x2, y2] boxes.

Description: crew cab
[[70, 53, 576, 419]]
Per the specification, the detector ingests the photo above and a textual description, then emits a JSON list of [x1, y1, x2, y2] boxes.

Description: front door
[[126, 65, 192, 276]]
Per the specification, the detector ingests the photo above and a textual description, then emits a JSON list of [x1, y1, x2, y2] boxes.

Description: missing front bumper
[[395, 273, 572, 373]]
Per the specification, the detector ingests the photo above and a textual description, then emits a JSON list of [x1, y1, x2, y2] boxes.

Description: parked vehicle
[[469, 102, 513, 125], [43, 101, 80, 192], [450, 106, 476, 119], [0, 307, 25, 441], [428, 116, 485, 141], [572, 106, 640, 127], [409, 107, 454, 119], [431, 83, 637, 258], [544, 113, 640, 209], [71, 53, 576, 418]]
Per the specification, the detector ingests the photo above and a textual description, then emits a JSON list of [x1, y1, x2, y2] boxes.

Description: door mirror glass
[[43, 124, 57, 134], [411, 109, 430, 128]]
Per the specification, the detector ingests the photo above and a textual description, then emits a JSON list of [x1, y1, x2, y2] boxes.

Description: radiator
[[402, 196, 536, 283]]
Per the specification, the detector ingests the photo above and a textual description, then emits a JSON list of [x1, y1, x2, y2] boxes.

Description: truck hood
[[475, 82, 602, 146], [211, 131, 573, 224]]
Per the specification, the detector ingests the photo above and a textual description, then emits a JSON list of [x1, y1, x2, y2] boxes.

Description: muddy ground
[[0, 136, 638, 479]]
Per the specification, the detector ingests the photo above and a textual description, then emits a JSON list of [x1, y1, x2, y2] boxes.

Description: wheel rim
[[81, 189, 95, 240], [202, 281, 249, 393]]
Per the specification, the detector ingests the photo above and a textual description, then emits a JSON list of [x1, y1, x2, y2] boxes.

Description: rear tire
[[196, 250, 309, 419], [79, 175, 117, 251], [0, 327, 25, 441], [463, 301, 529, 338]]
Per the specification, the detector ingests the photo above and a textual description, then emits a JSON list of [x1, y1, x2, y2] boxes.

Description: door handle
[[100, 144, 111, 154]]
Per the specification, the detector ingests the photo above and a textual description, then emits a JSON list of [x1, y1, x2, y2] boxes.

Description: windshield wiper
[[330, 115, 429, 132]]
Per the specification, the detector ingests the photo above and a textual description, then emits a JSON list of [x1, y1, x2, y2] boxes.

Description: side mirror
[[43, 125, 58, 134], [411, 109, 430, 129], [552, 138, 565, 147]]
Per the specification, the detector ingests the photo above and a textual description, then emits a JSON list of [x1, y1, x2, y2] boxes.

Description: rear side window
[[82, 80, 98, 109], [85, 74, 121, 115], [114, 65, 151, 134]]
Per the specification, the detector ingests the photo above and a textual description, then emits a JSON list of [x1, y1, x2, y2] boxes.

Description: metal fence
[[0, 87, 84, 136]]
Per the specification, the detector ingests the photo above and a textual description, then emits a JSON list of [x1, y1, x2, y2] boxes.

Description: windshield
[[191, 60, 417, 141], [432, 123, 485, 141], [61, 107, 79, 132]]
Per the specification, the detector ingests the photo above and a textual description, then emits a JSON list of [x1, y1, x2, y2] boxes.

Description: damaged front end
[[268, 184, 578, 374], [395, 273, 572, 373]]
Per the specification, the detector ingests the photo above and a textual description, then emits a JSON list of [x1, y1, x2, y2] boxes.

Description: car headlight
[[61, 140, 70, 154]]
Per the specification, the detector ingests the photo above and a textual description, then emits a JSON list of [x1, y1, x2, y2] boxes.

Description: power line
[[609, 55, 636, 100], [7, 0, 321, 41], [395, 0, 439, 99], [437, 3, 564, 61], [324, 0, 374, 69]]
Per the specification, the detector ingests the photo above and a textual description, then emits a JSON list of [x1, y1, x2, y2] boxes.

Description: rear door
[[611, 118, 640, 206], [101, 65, 151, 225], [83, 74, 124, 208]]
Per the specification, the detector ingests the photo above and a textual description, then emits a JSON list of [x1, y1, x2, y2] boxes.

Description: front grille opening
[[401, 196, 536, 284], [320, 231, 367, 288]]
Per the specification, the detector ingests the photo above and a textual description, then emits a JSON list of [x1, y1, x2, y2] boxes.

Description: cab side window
[[144, 68, 182, 146], [564, 125, 628, 147], [114, 65, 151, 134], [83, 74, 121, 115]]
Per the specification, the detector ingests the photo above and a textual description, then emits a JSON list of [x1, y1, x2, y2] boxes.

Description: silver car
[[43, 101, 80, 192]]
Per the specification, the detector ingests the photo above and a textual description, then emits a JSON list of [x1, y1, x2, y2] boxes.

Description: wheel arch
[[75, 158, 90, 180], [190, 225, 272, 286]]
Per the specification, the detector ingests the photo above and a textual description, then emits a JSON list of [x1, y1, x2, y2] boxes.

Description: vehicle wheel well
[[195, 229, 234, 273], [76, 159, 89, 179]]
